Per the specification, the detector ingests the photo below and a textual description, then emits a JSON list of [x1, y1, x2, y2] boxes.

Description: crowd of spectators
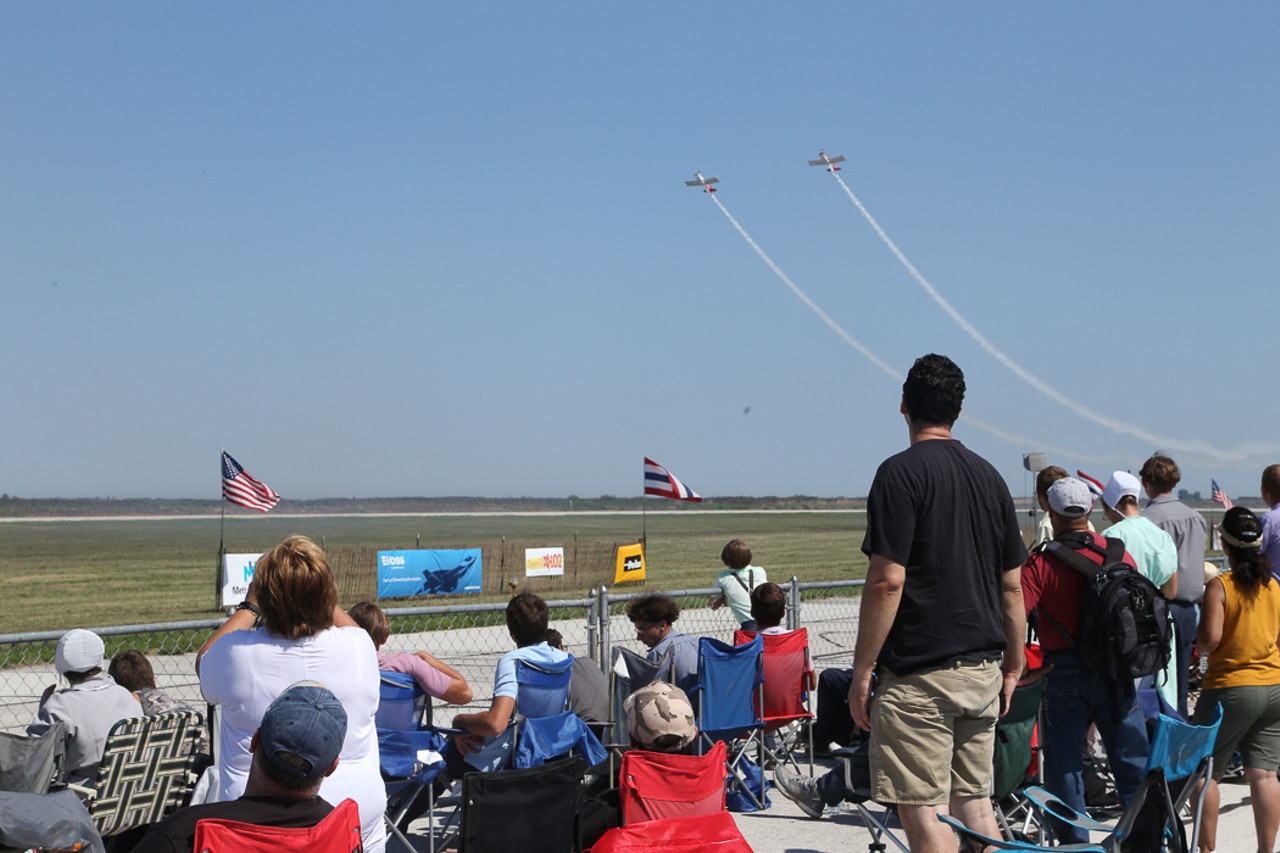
[[12, 352, 1279, 853]]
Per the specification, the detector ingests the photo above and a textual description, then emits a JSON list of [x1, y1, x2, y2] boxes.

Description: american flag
[[221, 451, 281, 512], [1211, 479, 1233, 510], [644, 457, 702, 502], [1076, 470, 1106, 498]]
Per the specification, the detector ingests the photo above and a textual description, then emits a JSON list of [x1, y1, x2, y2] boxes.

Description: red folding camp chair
[[619, 740, 727, 825], [734, 629, 815, 774], [589, 810, 754, 853], [191, 797, 363, 853]]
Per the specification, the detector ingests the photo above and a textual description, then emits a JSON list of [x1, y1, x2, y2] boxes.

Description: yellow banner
[[614, 543, 646, 585]]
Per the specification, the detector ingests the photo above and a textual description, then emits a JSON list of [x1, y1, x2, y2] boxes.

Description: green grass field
[[0, 511, 871, 634]]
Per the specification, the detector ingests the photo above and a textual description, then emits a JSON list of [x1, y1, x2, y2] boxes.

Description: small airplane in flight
[[807, 151, 846, 172], [684, 172, 720, 193]]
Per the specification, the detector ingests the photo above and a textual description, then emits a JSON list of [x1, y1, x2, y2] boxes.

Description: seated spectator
[[582, 681, 701, 845], [347, 601, 472, 706], [810, 667, 859, 757], [28, 629, 140, 787], [546, 628, 609, 726], [625, 593, 698, 694], [108, 650, 210, 757], [438, 593, 569, 785], [748, 583, 815, 690], [132, 681, 347, 853]]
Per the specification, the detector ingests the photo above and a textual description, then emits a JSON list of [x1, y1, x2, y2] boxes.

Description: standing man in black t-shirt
[[850, 354, 1027, 853]]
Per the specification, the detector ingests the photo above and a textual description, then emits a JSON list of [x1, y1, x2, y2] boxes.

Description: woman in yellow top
[[1194, 506, 1280, 853]]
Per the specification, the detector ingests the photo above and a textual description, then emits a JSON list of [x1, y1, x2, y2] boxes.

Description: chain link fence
[[0, 580, 863, 734]]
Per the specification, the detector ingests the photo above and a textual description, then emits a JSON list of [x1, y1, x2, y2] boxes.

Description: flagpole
[[216, 450, 225, 611]]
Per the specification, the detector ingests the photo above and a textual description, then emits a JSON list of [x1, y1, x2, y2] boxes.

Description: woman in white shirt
[[197, 535, 385, 853]]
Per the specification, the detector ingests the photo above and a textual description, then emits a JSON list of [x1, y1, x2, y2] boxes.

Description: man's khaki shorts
[[869, 658, 1001, 805]]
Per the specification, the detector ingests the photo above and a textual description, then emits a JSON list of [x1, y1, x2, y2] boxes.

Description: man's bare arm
[[999, 565, 1026, 715], [849, 554, 905, 731]]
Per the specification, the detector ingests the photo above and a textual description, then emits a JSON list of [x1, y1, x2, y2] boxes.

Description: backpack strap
[[1044, 534, 1125, 580], [732, 568, 754, 594]]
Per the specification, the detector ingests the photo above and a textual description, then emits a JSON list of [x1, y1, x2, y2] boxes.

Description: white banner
[[524, 546, 565, 578], [221, 552, 263, 607]]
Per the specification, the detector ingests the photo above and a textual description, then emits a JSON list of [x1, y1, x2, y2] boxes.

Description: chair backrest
[[992, 675, 1047, 800], [608, 648, 674, 748], [376, 671, 432, 732], [694, 635, 763, 741], [620, 740, 727, 825], [0, 720, 65, 794], [513, 711, 608, 770], [590, 810, 753, 853], [460, 755, 584, 853], [191, 797, 363, 853], [89, 711, 204, 837], [1146, 703, 1223, 779], [515, 655, 574, 718], [734, 629, 813, 727]]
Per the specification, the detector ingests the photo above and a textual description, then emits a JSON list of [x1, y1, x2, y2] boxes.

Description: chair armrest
[[936, 813, 1106, 852], [1022, 786, 1114, 833], [65, 781, 93, 798]]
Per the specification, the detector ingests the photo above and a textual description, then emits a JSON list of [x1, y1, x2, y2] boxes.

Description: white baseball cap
[[1102, 471, 1142, 512], [55, 629, 105, 675]]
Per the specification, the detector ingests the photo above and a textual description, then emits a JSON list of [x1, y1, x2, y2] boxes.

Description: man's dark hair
[[749, 582, 786, 629], [626, 593, 680, 625], [721, 539, 752, 570], [506, 592, 550, 647], [1261, 464, 1280, 501], [65, 668, 102, 685], [108, 650, 156, 692], [1139, 454, 1181, 494], [252, 745, 324, 792], [1035, 466, 1070, 498], [902, 353, 965, 427], [545, 628, 564, 649]]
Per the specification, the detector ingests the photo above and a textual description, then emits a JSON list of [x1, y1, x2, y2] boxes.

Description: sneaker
[[773, 765, 825, 819]]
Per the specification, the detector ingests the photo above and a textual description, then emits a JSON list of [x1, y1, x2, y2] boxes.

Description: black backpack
[[1039, 534, 1173, 681]]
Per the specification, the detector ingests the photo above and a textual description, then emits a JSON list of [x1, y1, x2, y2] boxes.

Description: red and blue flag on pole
[[1076, 470, 1106, 498], [222, 451, 281, 512], [644, 457, 702, 502]]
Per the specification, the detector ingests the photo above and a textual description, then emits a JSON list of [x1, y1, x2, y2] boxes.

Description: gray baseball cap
[[1047, 477, 1093, 518]]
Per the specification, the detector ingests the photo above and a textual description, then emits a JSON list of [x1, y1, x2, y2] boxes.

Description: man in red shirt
[[1022, 477, 1151, 844]]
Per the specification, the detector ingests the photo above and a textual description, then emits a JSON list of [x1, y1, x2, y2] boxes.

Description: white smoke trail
[[709, 195, 1107, 463], [828, 170, 1279, 465]]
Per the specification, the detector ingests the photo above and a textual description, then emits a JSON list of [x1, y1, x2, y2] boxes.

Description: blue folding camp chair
[[511, 655, 607, 771], [691, 634, 766, 811], [940, 703, 1224, 852], [377, 671, 454, 853]]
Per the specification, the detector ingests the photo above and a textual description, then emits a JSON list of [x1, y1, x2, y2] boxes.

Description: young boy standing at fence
[[710, 539, 766, 631]]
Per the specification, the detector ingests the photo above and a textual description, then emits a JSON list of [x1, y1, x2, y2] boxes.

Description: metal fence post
[[788, 575, 801, 630], [597, 586, 611, 675], [586, 587, 598, 668]]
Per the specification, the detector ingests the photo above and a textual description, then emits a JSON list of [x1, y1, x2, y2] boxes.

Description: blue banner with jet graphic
[[377, 548, 483, 598]]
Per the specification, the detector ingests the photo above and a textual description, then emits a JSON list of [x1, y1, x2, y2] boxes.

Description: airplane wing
[[827, 155, 846, 164], [703, 176, 719, 185], [807, 159, 825, 167], [684, 179, 701, 186]]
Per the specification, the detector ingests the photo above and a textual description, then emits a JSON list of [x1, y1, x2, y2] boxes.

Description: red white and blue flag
[[1076, 470, 1106, 498], [222, 451, 281, 512], [1211, 479, 1233, 510], [644, 457, 702, 502]]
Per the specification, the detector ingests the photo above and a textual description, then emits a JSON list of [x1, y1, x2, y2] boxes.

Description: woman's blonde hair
[[254, 535, 338, 640]]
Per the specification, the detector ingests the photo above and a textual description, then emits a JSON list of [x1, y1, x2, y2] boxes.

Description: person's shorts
[[1196, 683, 1280, 776], [869, 658, 1001, 805]]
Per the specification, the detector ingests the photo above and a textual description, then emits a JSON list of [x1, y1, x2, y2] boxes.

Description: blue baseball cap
[[258, 681, 348, 780]]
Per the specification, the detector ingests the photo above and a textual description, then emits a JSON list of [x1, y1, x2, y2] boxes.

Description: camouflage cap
[[623, 681, 698, 752]]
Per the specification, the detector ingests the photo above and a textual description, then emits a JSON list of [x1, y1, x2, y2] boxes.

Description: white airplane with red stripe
[[807, 151, 846, 172], [684, 172, 719, 193]]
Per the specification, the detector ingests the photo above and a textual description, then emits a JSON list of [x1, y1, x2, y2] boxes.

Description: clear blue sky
[[3, 4, 1277, 502]]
